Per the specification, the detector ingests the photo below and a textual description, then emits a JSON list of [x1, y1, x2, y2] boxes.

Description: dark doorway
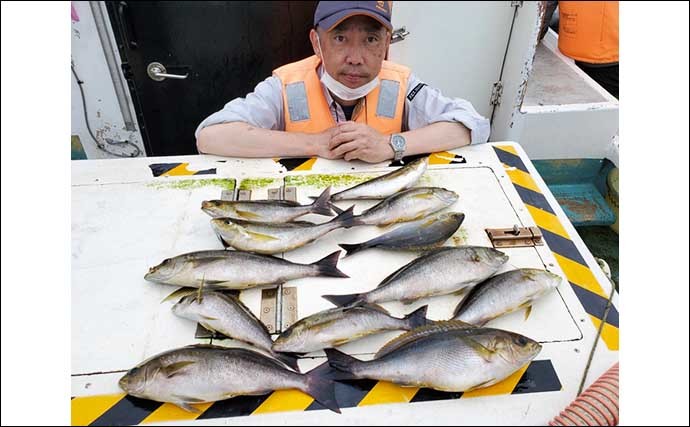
[[107, 1, 318, 156]]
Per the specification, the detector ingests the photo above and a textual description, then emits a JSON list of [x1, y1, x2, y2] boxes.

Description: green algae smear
[[285, 173, 379, 188], [147, 178, 236, 191], [238, 177, 280, 190]]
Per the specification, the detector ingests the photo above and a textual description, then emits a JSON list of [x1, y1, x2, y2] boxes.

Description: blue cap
[[314, 1, 393, 32]]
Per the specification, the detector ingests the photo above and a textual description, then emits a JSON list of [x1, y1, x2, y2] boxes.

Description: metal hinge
[[391, 26, 410, 44], [486, 225, 544, 248], [490, 81, 503, 106], [511, 1, 523, 7]]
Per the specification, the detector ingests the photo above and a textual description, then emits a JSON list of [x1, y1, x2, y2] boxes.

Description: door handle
[[147, 62, 188, 81], [391, 26, 410, 44]]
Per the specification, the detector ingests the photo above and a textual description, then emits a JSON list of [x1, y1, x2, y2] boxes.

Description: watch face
[[392, 135, 405, 150]]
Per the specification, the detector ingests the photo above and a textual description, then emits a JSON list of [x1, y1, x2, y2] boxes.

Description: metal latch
[[391, 26, 410, 44], [486, 225, 544, 248]]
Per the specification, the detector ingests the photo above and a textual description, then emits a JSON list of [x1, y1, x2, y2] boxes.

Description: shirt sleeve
[[194, 76, 284, 139], [403, 73, 491, 145]]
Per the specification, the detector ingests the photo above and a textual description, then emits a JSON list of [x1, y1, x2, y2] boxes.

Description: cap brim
[[318, 9, 392, 32]]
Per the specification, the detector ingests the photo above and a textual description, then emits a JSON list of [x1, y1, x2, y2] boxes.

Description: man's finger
[[332, 140, 360, 158], [336, 121, 363, 133], [344, 148, 364, 162], [329, 131, 359, 150]]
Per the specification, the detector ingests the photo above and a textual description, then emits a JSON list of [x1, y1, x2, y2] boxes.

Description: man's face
[[310, 15, 391, 89]]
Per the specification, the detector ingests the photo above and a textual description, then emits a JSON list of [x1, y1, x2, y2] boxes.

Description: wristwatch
[[389, 134, 406, 161]]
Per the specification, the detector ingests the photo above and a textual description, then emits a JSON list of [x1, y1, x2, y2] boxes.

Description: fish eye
[[516, 336, 528, 346]]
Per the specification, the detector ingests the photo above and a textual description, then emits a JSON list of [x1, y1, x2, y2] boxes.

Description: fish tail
[[337, 242, 366, 258], [310, 186, 335, 216], [331, 205, 363, 229], [324, 348, 361, 380], [404, 304, 430, 329], [312, 250, 349, 278], [328, 202, 344, 215], [273, 351, 301, 373], [304, 362, 341, 413], [322, 293, 361, 307]]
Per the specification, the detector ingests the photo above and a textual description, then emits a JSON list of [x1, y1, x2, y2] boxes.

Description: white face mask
[[316, 33, 379, 101]]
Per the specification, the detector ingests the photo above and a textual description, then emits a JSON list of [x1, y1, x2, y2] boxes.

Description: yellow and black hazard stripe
[[71, 359, 560, 425], [275, 157, 317, 171], [148, 163, 217, 177], [275, 150, 466, 172], [389, 151, 466, 167], [493, 145, 619, 351]]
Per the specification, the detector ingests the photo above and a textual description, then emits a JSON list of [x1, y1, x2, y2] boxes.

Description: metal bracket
[[267, 186, 297, 202], [486, 225, 544, 248], [511, 1, 523, 7], [490, 81, 503, 106], [260, 288, 278, 334], [263, 186, 298, 333]]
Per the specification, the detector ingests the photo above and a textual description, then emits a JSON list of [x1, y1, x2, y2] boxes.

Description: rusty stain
[[557, 197, 598, 221]]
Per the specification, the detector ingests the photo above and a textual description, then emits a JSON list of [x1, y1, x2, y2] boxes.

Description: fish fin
[[453, 286, 471, 297], [310, 186, 335, 216], [216, 233, 231, 249], [328, 202, 344, 215], [338, 242, 366, 258], [466, 378, 496, 391], [376, 263, 409, 289], [322, 293, 361, 307], [403, 305, 430, 329], [161, 287, 197, 303], [461, 337, 496, 362], [304, 362, 341, 413], [312, 250, 349, 278], [273, 352, 301, 373], [324, 349, 361, 380], [375, 320, 477, 358], [174, 402, 202, 413], [162, 361, 195, 378], [246, 230, 280, 242], [234, 209, 262, 220], [198, 322, 217, 335], [524, 305, 533, 321], [331, 205, 362, 229]]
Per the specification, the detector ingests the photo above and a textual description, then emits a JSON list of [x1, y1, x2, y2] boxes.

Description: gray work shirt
[[195, 65, 490, 144]]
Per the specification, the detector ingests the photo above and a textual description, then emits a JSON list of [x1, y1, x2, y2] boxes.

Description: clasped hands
[[316, 122, 394, 163]]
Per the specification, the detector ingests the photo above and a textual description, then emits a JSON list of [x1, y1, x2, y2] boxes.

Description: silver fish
[[272, 305, 428, 354], [323, 246, 508, 306], [354, 187, 458, 226], [452, 269, 562, 325], [119, 345, 340, 413], [325, 321, 541, 392], [330, 157, 429, 201], [211, 206, 361, 254], [145, 250, 347, 289], [338, 212, 465, 257], [172, 291, 299, 371], [201, 186, 333, 222]]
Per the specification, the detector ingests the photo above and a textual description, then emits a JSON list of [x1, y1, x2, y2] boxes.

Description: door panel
[[107, 1, 318, 156]]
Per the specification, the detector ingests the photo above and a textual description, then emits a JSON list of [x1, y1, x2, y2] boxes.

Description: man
[[196, 1, 489, 163]]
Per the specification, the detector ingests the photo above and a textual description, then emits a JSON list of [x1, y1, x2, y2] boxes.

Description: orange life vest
[[273, 55, 410, 134], [558, 1, 619, 64]]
